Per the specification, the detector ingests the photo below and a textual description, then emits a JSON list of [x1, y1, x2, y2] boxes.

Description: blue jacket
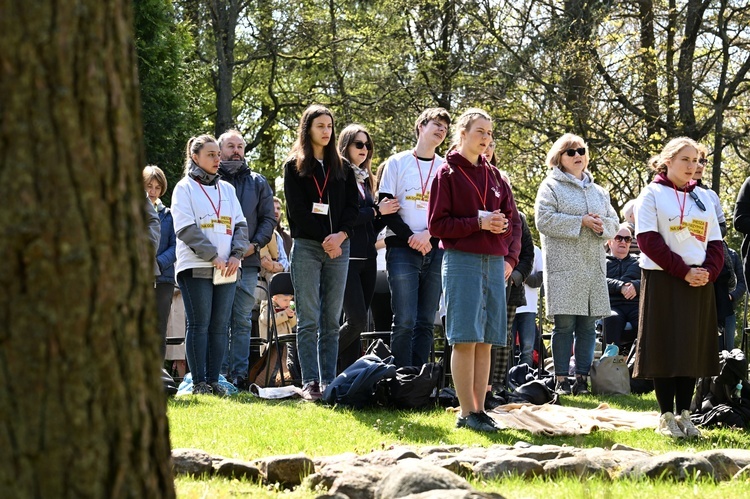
[[155, 202, 176, 284], [218, 164, 277, 269]]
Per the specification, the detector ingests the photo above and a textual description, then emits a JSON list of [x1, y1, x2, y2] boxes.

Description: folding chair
[[263, 272, 297, 386]]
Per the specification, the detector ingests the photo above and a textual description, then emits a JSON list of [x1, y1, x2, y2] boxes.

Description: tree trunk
[[210, 0, 242, 136], [638, 0, 661, 144], [0, 1, 175, 498]]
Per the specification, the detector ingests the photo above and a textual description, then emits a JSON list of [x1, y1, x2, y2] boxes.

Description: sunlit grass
[[168, 391, 750, 497]]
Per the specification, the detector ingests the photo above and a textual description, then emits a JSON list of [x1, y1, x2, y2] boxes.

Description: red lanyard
[[414, 151, 436, 200], [312, 162, 330, 202], [196, 180, 221, 218], [456, 162, 490, 210], [672, 184, 687, 226]]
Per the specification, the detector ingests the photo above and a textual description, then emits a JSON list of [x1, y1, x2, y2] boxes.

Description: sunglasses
[[352, 140, 372, 151], [688, 191, 707, 212], [698, 158, 708, 166], [564, 147, 587, 157], [614, 235, 632, 243]]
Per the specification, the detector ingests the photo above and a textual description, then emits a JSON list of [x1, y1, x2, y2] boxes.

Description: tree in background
[[0, 1, 175, 496], [135, 0, 200, 200]]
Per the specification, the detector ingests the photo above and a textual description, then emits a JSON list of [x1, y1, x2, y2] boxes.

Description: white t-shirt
[[172, 177, 246, 275], [378, 149, 443, 236], [634, 182, 721, 270], [517, 246, 543, 314]]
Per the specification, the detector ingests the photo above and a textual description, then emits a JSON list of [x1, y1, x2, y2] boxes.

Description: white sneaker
[[656, 412, 686, 439], [676, 410, 702, 438]]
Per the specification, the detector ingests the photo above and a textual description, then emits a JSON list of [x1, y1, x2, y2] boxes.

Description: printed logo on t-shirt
[[200, 215, 233, 235], [668, 218, 708, 242]]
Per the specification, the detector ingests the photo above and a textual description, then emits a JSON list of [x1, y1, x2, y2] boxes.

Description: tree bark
[[0, 1, 175, 497], [210, 0, 243, 137]]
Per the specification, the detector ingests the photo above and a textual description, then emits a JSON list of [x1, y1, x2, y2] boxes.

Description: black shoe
[[464, 412, 498, 433], [232, 376, 249, 391], [193, 381, 213, 395], [209, 382, 229, 397], [475, 411, 502, 430], [484, 391, 505, 410], [572, 375, 590, 395], [555, 378, 572, 395]]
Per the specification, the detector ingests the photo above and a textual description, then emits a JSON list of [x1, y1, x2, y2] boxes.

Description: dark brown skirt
[[633, 269, 720, 378]]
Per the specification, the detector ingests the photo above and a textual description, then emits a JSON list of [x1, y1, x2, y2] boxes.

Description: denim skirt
[[442, 249, 507, 346]]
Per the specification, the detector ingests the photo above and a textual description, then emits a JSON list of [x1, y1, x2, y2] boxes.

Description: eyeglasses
[[352, 140, 372, 150], [564, 147, 587, 157], [614, 235, 632, 243], [698, 158, 708, 166]]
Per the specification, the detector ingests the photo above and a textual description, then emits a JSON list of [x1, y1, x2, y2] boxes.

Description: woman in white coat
[[535, 133, 619, 396]]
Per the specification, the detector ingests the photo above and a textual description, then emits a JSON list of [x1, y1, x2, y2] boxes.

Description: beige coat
[[259, 300, 297, 340]]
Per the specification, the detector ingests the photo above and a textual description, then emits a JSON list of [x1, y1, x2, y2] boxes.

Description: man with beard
[[218, 129, 277, 389]]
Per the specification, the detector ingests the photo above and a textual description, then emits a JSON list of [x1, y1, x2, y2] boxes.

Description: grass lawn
[[168, 392, 750, 498]]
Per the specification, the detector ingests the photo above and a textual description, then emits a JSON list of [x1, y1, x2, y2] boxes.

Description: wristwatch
[[252, 242, 260, 254]]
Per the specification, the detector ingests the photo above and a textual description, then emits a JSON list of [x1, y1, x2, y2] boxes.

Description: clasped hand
[[685, 267, 709, 287], [322, 232, 345, 259], [480, 210, 508, 234], [582, 213, 604, 234]]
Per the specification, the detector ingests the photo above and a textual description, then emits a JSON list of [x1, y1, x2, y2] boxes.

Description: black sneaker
[[555, 378, 572, 395], [193, 381, 213, 395], [484, 391, 505, 410], [464, 412, 498, 433], [232, 376, 249, 391], [209, 382, 229, 397], [475, 411, 502, 430], [572, 375, 590, 395]]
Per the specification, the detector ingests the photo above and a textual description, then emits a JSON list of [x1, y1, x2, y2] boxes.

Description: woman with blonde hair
[[634, 137, 723, 439], [429, 108, 521, 432], [535, 133, 619, 396]]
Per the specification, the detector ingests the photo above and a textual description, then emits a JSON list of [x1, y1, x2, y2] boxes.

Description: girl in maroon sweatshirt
[[428, 108, 521, 432]]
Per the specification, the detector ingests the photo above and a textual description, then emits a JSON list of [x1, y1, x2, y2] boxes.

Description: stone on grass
[[618, 452, 714, 481], [713, 449, 750, 470], [473, 456, 543, 479], [697, 450, 741, 481], [171, 448, 214, 476], [579, 447, 651, 471], [419, 445, 467, 456], [511, 445, 576, 462], [327, 465, 390, 499], [375, 459, 473, 499], [213, 459, 262, 480], [259, 453, 314, 486], [399, 491, 505, 499], [543, 455, 609, 480]]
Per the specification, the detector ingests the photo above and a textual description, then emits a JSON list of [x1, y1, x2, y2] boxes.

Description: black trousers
[[338, 258, 377, 373]]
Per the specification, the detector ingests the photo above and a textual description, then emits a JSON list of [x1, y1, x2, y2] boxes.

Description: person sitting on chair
[[258, 291, 298, 385], [602, 223, 641, 355]]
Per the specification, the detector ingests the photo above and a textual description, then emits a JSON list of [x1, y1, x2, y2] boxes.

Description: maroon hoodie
[[637, 172, 723, 281], [428, 151, 522, 267]]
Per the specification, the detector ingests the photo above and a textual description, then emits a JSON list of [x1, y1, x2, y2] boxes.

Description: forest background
[[135, 0, 750, 249]]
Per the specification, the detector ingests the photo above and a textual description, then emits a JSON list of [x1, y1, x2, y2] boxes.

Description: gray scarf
[[219, 159, 246, 175], [188, 161, 219, 186]]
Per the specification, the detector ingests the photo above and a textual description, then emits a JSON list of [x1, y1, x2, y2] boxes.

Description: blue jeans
[[551, 314, 597, 376], [291, 238, 350, 385], [720, 313, 737, 352], [514, 312, 537, 367], [386, 246, 444, 367], [222, 267, 259, 378], [177, 269, 237, 384]]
